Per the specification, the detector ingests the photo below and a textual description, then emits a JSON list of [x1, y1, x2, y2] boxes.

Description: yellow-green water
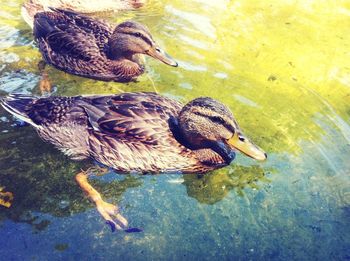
[[0, 0, 349, 260]]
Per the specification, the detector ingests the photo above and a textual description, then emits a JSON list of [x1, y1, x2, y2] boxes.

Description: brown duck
[[33, 8, 178, 82], [1, 92, 266, 231]]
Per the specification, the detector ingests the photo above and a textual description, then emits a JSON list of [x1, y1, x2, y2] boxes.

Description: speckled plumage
[[33, 8, 149, 82], [1, 93, 226, 174]]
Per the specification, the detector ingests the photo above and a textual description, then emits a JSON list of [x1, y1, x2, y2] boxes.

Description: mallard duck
[[31, 8, 177, 83], [1, 92, 266, 231], [22, 0, 145, 28]]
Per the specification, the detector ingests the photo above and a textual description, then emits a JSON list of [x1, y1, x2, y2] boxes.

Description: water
[[0, 0, 350, 260]]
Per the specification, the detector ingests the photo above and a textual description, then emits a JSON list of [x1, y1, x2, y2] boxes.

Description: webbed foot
[[76, 170, 131, 233], [38, 60, 54, 96], [95, 200, 128, 232], [0, 188, 13, 208], [39, 73, 52, 96]]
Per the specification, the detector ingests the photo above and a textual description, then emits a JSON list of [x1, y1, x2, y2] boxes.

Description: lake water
[[0, 0, 349, 260]]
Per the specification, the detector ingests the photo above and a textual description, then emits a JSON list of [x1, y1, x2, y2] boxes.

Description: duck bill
[[227, 133, 267, 161], [147, 47, 178, 67]]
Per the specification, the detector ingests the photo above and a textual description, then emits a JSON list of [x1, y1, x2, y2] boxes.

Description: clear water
[[0, 0, 350, 260]]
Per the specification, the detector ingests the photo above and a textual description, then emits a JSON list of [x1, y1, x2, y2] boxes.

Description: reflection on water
[[0, 117, 142, 228], [184, 165, 273, 204], [0, 0, 349, 260]]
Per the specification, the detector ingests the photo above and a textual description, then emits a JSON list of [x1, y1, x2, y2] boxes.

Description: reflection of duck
[[22, 0, 145, 27], [31, 8, 177, 83], [1, 92, 266, 231], [184, 165, 268, 204]]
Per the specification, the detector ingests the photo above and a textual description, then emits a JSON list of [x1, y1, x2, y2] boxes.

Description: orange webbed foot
[[0, 188, 13, 208], [96, 200, 128, 232]]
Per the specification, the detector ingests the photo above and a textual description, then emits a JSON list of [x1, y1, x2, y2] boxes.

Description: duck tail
[[1, 94, 39, 128]]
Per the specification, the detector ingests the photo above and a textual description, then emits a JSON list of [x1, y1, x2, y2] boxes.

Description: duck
[[1, 92, 266, 231], [31, 8, 177, 83], [22, 0, 145, 28]]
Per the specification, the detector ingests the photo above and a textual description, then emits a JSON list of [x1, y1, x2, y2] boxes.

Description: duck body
[[32, 8, 177, 82], [1, 92, 227, 174], [33, 8, 142, 82]]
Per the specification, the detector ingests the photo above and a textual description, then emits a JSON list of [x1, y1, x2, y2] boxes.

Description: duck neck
[[108, 54, 145, 80], [168, 116, 192, 148]]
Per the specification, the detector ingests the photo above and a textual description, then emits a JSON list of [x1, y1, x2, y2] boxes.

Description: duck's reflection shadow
[[183, 164, 273, 204]]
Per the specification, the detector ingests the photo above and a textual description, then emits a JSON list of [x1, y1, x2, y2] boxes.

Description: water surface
[[0, 0, 349, 260]]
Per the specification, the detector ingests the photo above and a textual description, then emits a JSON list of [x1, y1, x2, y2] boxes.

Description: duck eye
[[155, 47, 161, 52], [134, 32, 142, 37], [211, 116, 225, 124], [238, 136, 245, 142]]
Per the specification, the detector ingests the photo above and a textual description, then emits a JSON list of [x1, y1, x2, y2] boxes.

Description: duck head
[[177, 97, 267, 164], [108, 21, 178, 67]]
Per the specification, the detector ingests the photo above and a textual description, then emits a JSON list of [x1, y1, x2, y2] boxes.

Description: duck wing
[[78, 93, 195, 172], [34, 11, 109, 61], [47, 8, 112, 51], [33, 9, 119, 80], [81, 93, 181, 143]]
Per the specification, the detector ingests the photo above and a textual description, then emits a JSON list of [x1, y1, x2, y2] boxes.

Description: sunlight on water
[[0, 0, 349, 260]]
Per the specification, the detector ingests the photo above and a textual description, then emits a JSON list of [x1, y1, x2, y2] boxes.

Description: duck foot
[[106, 221, 143, 233], [38, 61, 54, 96], [39, 73, 53, 95], [0, 188, 14, 208], [96, 200, 128, 231], [75, 170, 129, 232]]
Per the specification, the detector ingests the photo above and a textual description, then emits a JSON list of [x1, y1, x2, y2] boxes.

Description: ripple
[[165, 5, 216, 39], [179, 82, 192, 90], [0, 25, 19, 49], [177, 60, 207, 72], [0, 10, 16, 20], [233, 94, 260, 108], [214, 72, 228, 79], [184, 49, 205, 60], [0, 116, 9, 122], [0, 70, 39, 94], [178, 34, 210, 50], [0, 51, 19, 63]]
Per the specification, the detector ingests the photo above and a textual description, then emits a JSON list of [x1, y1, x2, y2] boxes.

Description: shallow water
[[0, 0, 350, 260]]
